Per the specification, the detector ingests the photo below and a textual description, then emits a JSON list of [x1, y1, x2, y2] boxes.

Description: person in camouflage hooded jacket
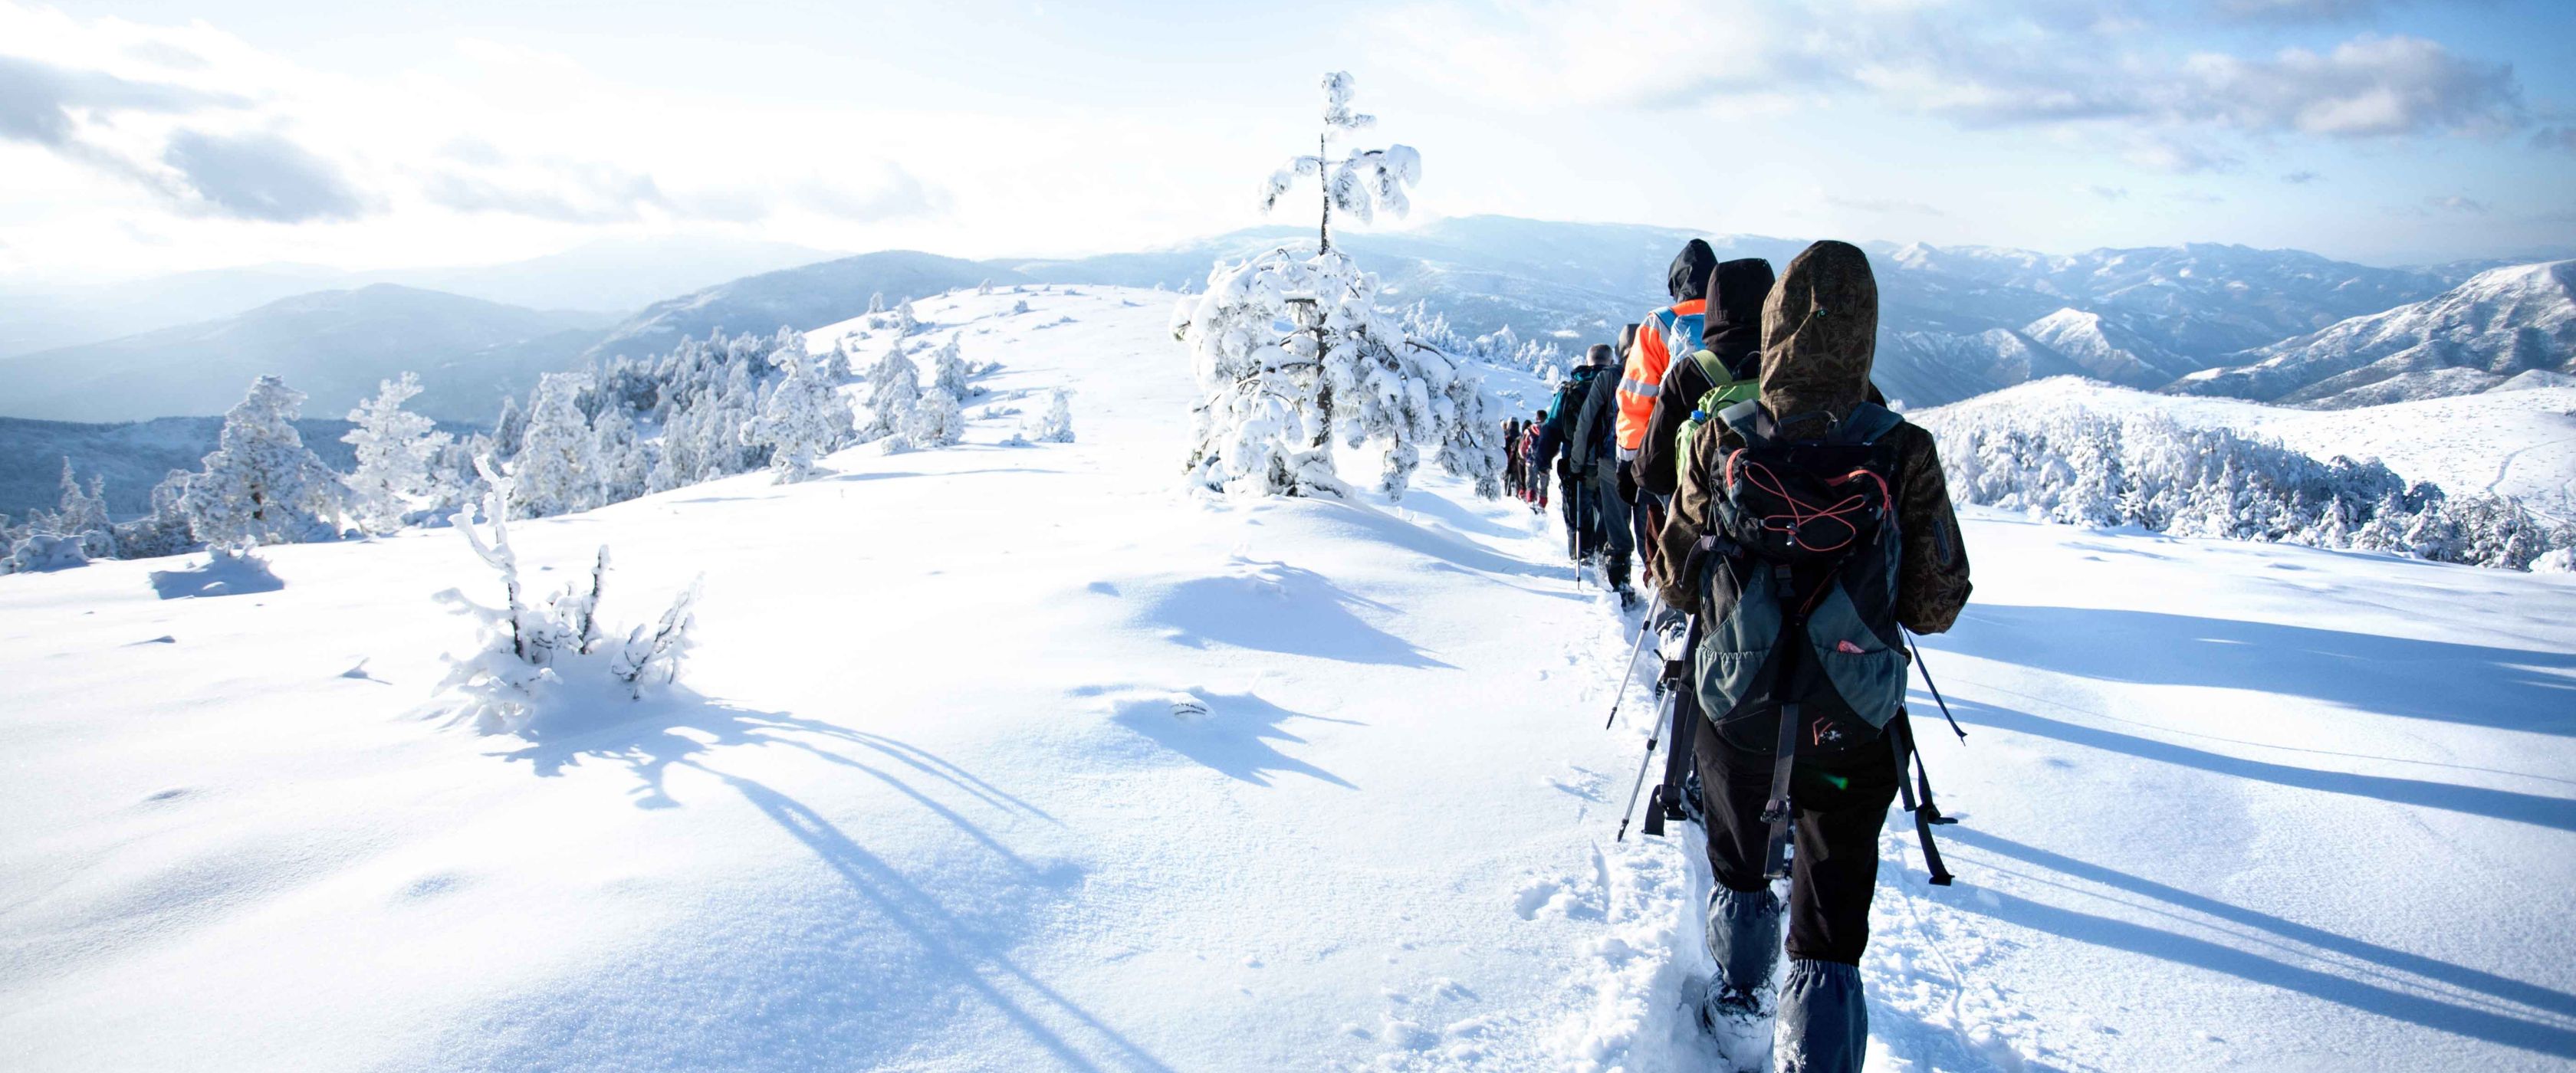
[[1651, 240, 1970, 1073], [1654, 240, 1970, 631]]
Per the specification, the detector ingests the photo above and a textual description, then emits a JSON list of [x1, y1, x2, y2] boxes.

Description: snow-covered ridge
[[2174, 260, 2576, 409]]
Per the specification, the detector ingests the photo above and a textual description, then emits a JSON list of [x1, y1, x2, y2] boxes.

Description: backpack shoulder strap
[[1715, 398, 1766, 445], [1838, 402, 1904, 446]]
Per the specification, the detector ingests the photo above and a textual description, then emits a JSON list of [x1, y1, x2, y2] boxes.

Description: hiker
[[1635, 257, 1775, 581], [1654, 241, 1971, 1073], [1621, 241, 1718, 583], [1533, 346, 1631, 598], [1501, 416, 1526, 499], [1514, 409, 1535, 509]]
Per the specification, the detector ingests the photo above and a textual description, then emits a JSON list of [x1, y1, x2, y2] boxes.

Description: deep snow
[[2, 287, 2571, 1071]]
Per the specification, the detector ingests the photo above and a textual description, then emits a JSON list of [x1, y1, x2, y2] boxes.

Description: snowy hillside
[[2174, 261, 2576, 409], [5, 288, 2573, 1072], [1926, 377, 2576, 522]]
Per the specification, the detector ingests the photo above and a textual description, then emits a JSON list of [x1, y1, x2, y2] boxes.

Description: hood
[[1703, 258, 1775, 378], [1759, 241, 1878, 437], [1667, 239, 1718, 302]]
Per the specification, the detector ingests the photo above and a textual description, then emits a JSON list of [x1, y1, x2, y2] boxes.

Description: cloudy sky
[[2, 0, 2570, 281]]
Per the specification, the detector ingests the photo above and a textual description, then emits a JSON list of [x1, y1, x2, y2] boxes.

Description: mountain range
[[2, 217, 2566, 435]]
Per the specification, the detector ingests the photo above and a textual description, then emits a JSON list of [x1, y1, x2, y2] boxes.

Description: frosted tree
[[1259, 71, 1422, 254], [54, 460, 111, 539], [113, 470, 199, 559], [593, 405, 650, 504], [1024, 389, 1075, 444], [931, 334, 978, 398], [862, 348, 922, 441], [868, 292, 886, 315], [343, 373, 454, 536], [511, 371, 600, 519], [490, 394, 529, 461], [180, 376, 344, 552], [890, 299, 919, 338], [978, 279, 994, 296], [1175, 74, 1494, 500], [1011, 297, 1031, 315], [909, 386, 964, 448], [745, 349, 855, 481], [438, 458, 702, 734]]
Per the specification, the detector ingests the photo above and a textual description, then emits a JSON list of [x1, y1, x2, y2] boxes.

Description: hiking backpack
[[1671, 349, 1761, 465], [1683, 397, 1957, 884]]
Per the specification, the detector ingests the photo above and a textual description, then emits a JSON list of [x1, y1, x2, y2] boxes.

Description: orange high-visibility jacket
[[1615, 299, 1705, 456]]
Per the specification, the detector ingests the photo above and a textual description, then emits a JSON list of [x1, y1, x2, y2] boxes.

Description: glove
[[1617, 460, 1639, 504]]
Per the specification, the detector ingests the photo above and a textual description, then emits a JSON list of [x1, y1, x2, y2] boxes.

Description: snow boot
[[1698, 886, 1784, 1071], [1774, 959, 1866, 1073]]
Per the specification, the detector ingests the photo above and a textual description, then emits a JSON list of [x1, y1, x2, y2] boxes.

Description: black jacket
[[1637, 258, 1774, 498]]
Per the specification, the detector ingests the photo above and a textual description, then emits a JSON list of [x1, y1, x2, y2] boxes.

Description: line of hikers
[[1504, 240, 1974, 1073]]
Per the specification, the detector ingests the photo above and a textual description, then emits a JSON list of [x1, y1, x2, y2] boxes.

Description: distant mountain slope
[[0, 236, 842, 359], [0, 414, 481, 519], [2170, 261, 2576, 409], [0, 284, 607, 425], [585, 251, 1028, 362]]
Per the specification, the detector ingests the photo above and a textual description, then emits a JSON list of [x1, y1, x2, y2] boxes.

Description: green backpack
[[1672, 349, 1760, 462]]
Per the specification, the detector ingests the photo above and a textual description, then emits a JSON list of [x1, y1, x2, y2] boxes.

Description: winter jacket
[[1635, 258, 1775, 500], [1657, 241, 1972, 635], [1532, 365, 1605, 475], [1615, 240, 1720, 456], [1570, 359, 1622, 477]]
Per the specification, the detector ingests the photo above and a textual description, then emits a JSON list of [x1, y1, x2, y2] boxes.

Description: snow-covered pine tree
[[862, 348, 922, 442], [111, 470, 199, 559], [342, 372, 455, 536], [1174, 71, 1496, 500], [54, 460, 110, 538], [931, 334, 977, 399], [179, 376, 344, 552], [593, 405, 650, 504], [891, 300, 919, 338], [978, 279, 993, 296], [746, 348, 855, 482], [909, 386, 964, 448], [490, 394, 529, 461], [511, 371, 601, 519]]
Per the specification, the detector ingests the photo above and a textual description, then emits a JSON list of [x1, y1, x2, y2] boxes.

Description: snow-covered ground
[[4, 287, 2571, 1071]]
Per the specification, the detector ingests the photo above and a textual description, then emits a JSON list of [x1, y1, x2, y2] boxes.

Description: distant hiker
[[1534, 346, 1631, 599], [1622, 240, 1718, 583], [1514, 409, 1535, 509], [1635, 257, 1774, 581], [1656, 241, 1971, 1073], [1501, 417, 1526, 499]]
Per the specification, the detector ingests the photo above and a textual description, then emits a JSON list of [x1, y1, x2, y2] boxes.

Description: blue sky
[[2, 0, 2570, 280]]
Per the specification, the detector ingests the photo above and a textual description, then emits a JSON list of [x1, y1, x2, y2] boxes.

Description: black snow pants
[[1694, 719, 1900, 965]]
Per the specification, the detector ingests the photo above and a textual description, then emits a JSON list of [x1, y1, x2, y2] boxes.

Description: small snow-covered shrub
[[436, 461, 702, 735], [1011, 298, 1031, 315], [1024, 389, 1076, 444], [931, 335, 978, 399], [3, 532, 89, 573]]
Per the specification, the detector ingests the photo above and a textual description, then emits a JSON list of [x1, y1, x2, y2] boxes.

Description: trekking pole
[[1601, 592, 1663, 730], [1904, 632, 1969, 743], [1615, 691, 1671, 842]]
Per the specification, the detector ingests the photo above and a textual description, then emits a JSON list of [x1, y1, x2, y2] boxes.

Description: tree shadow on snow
[[1079, 684, 1359, 789], [1931, 605, 2576, 736], [148, 554, 284, 599], [1947, 697, 2576, 832], [1924, 851, 2576, 1059], [1951, 829, 2576, 1027], [472, 691, 1165, 1071], [1145, 559, 1452, 669]]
